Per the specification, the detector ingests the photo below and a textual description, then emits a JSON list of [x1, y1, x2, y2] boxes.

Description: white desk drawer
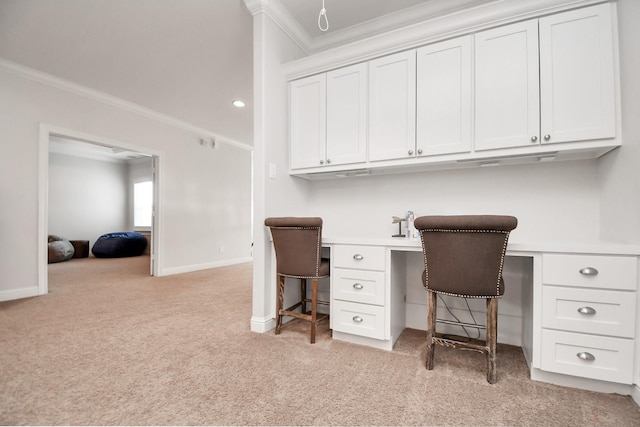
[[540, 329, 634, 384], [332, 300, 385, 340], [333, 268, 385, 305], [542, 286, 636, 338], [333, 245, 385, 271], [542, 254, 637, 290]]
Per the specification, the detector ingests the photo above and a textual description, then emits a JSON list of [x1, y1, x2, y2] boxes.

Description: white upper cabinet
[[475, 20, 540, 151], [289, 63, 367, 170], [475, 3, 616, 152], [417, 35, 473, 156], [538, 3, 615, 144], [287, 3, 619, 176], [326, 63, 368, 167], [368, 50, 416, 162], [289, 74, 326, 170]]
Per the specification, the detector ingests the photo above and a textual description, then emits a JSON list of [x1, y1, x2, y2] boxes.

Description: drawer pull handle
[[577, 306, 596, 315], [352, 316, 363, 323], [579, 267, 598, 276], [353, 283, 364, 290], [576, 352, 595, 362], [353, 254, 364, 261]]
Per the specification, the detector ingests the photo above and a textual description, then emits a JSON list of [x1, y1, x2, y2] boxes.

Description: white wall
[[250, 10, 309, 331], [48, 152, 129, 247], [604, 0, 640, 394], [599, 0, 640, 244], [0, 64, 252, 301], [308, 160, 601, 244]]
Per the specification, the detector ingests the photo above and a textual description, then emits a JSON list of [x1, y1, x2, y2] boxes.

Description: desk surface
[[323, 236, 640, 256]]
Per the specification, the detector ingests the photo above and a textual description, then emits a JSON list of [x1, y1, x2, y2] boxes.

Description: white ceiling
[[0, 0, 467, 151]]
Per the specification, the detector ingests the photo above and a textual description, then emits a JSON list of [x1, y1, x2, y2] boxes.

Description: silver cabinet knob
[[579, 267, 598, 276], [352, 316, 363, 323], [326, 158, 331, 164], [353, 283, 364, 290], [319, 160, 324, 165], [531, 136, 538, 142], [417, 148, 423, 155], [577, 352, 595, 361], [577, 306, 596, 315], [408, 149, 414, 155], [544, 134, 551, 141], [353, 254, 364, 261]]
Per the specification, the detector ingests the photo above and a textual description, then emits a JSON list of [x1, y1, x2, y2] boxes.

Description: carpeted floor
[[1, 255, 639, 425]]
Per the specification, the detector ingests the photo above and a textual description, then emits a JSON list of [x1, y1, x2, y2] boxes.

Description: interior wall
[[599, 0, 640, 245], [250, 11, 309, 331], [307, 159, 601, 244], [601, 0, 640, 390], [0, 65, 253, 301], [48, 152, 129, 247]]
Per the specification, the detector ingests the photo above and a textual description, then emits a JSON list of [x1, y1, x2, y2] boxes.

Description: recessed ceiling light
[[232, 100, 246, 108]]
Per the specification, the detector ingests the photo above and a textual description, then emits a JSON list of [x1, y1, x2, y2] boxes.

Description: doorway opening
[[39, 125, 161, 295]]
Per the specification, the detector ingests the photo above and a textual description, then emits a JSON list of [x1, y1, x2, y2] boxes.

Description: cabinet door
[[368, 50, 416, 161], [539, 3, 615, 144], [326, 63, 368, 166], [475, 20, 540, 151], [289, 74, 326, 169], [417, 36, 472, 156]]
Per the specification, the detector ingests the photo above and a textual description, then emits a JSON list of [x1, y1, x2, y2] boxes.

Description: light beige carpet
[[1, 255, 639, 426]]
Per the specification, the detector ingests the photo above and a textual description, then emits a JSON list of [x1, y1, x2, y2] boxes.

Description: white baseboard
[[0, 286, 40, 302], [159, 256, 252, 276], [251, 315, 275, 333], [531, 368, 634, 396], [631, 383, 640, 407]]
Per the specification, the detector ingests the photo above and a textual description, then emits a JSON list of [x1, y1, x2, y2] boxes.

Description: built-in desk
[[324, 237, 640, 395]]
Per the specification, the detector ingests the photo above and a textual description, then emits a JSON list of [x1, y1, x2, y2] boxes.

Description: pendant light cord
[[318, 0, 329, 32]]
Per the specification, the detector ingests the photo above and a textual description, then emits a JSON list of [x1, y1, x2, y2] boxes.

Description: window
[[134, 181, 153, 229]]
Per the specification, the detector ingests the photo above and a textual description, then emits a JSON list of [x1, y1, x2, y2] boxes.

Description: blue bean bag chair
[[91, 232, 148, 258]]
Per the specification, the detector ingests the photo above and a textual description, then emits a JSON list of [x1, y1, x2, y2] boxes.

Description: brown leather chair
[[414, 215, 518, 383], [264, 217, 330, 343]]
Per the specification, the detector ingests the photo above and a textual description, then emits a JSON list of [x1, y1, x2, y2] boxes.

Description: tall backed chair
[[264, 217, 330, 344], [414, 215, 518, 383]]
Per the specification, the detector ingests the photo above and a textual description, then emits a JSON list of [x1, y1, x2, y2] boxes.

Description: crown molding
[[305, 0, 498, 52], [243, 0, 312, 55], [0, 57, 253, 151], [282, 0, 607, 80]]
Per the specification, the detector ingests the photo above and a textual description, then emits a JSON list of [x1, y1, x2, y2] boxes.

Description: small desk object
[[323, 236, 639, 395]]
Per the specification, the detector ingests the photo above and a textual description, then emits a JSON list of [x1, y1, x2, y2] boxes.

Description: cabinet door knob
[[577, 306, 596, 315], [531, 136, 538, 142], [417, 148, 423, 155], [353, 254, 364, 261], [353, 283, 364, 290], [326, 158, 331, 164], [408, 150, 414, 156], [352, 316, 363, 323], [319, 160, 324, 165], [544, 134, 551, 141], [576, 352, 595, 361], [579, 267, 598, 276]]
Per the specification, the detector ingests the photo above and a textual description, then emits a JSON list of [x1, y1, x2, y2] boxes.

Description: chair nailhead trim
[[271, 226, 323, 277], [420, 228, 511, 298]]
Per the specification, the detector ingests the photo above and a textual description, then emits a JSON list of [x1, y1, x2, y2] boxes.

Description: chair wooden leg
[[486, 298, 498, 384], [425, 291, 437, 370], [300, 278, 307, 315], [275, 275, 284, 335], [310, 278, 318, 344]]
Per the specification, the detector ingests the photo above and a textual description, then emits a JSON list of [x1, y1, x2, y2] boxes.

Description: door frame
[[38, 124, 163, 295]]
